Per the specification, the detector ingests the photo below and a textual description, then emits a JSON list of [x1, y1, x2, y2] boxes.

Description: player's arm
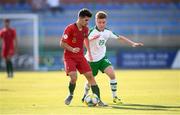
[[14, 30, 18, 52], [60, 38, 80, 53], [0, 36, 1, 46], [0, 31, 2, 39], [89, 34, 100, 42], [60, 27, 80, 53], [84, 37, 93, 61], [118, 35, 144, 47], [14, 37, 18, 52]]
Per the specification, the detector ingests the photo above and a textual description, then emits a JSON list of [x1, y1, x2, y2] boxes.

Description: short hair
[[95, 11, 107, 19], [78, 8, 92, 18], [4, 18, 10, 23]]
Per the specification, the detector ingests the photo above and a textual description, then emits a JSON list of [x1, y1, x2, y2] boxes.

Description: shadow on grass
[[0, 89, 10, 91], [69, 103, 180, 112], [109, 103, 180, 111]]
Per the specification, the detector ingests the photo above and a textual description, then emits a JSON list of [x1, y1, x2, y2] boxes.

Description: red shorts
[[1, 49, 14, 59], [64, 56, 91, 76]]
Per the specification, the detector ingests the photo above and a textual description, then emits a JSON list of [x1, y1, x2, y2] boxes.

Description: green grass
[[0, 70, 180, 115]]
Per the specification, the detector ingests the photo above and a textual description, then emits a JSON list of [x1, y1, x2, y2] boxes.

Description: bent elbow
[[60, 40, 63, 48]]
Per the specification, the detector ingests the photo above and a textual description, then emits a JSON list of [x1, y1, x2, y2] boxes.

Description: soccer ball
[[84, 94, 99, 107]]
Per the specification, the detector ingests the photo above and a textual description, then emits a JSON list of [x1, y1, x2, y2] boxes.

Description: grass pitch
[[0, 70, 180, 115]]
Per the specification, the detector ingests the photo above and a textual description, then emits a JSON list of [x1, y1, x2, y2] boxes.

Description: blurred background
[[0, 0, 180, 71]]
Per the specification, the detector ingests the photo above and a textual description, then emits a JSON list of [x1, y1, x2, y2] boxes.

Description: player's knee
[[86, 72, 94, 78], [70, 77, 77, 83], [84, 72, 95, 81], [107, 73, 115, 80], [69, 73, 77, 83]]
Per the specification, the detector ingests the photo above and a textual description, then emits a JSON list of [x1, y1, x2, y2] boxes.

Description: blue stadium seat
[[1, 3, 179, 37]]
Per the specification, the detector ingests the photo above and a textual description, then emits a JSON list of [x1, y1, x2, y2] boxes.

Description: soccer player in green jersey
[[82, 11, 143, 104]]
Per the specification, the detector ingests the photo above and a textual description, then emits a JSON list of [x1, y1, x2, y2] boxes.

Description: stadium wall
[[116, 48, 180, 69]]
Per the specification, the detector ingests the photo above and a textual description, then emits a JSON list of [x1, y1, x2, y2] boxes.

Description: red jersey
[[0, 28, 16, 51], [0, 28, 16, 58], [61, 23, 88, 58]]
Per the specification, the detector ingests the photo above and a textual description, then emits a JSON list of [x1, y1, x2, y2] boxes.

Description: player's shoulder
[[83, 26, 89, 32], [84, 26, 89, 30], [89, 26, 96, 31], [104, 27, 112, 33], [65, 23, 76, 30], [0, 28, 6, 32], [89, 26, 97, 34], [104, 28, 119, 37], [10, 28, 16, 32]]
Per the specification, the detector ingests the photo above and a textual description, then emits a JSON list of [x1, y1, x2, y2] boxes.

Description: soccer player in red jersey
[[60, 8, 107, 106], [0, 19, 17, 78]]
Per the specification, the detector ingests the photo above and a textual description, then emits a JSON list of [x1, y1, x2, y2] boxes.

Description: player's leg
[[83, 72, 107, 106], [83, 72, 99, 96], [4, 51, 14, 78], [9, 59, 13, 77], [4, 58, 13, 78], [82, 61, 99, 102], [5, 58, 11, 77], [99, 57, 122, 104], [2, 52, 11, 77], [82, 81, 90, 102], [64, 58, 77, 105], [7, 55, 14, 77], [64, 71, 77, 105], [103, 66, 122, 104], [78, 57, 107, 106], [78, 57, 100, 100]]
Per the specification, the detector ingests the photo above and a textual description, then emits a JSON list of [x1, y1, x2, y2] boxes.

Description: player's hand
[[88, 53, 93, 62], [72, 47, 80, 53], [132, 42, 144, 47]]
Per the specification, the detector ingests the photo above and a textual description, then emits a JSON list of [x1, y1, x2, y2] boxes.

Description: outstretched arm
[[118, 35, 143, 47]]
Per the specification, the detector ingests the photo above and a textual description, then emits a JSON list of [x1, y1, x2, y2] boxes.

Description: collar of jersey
[[95, 26, 104, 32]]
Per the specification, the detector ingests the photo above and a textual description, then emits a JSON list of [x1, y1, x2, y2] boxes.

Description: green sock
[[5, 61, 10, 75], [9, 61, 13, 74], [69, 82, 76, 96], [91, 85, 100, 99]]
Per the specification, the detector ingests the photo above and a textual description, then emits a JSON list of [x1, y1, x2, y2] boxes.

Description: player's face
[[4, 21, 10, 28], [80, 16, 90, 27], [96, 18, 106, 31]]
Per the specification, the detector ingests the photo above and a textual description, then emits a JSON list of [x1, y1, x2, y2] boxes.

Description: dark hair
[[96, 11, 107, 19], [78, 8, 92, 18], [4, 18, 10, 23]]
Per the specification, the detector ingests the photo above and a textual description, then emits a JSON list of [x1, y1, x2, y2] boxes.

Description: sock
[[110, 79, 117, 98], [9, 60, 13, 75], [5, 61, 10, 76], [84, 82, 90, 96], [91, 85, 100, 99], [69, 82, 76, 96]]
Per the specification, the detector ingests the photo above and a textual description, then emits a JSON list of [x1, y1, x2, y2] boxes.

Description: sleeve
[[109, 30, 119, 39], [61, 26, 72, 43]]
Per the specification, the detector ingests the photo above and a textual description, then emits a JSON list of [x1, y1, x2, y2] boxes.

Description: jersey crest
[[72, 37, 77, 43], [63, 34, 68, 39]]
